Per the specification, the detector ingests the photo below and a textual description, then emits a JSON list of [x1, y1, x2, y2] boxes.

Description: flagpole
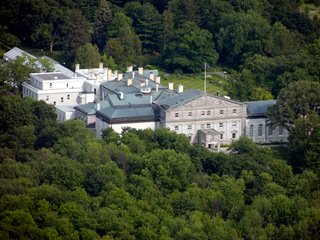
[[204, 62, 206, 92]]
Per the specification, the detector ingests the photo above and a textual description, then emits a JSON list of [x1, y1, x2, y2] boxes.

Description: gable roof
[[3, 47, 36, 61]]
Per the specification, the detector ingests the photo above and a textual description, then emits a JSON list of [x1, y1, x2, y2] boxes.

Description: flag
[[206, 64, 211, 69]]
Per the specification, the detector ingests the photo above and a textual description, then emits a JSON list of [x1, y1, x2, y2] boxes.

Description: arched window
[[249, 125, 254, 137], [258, 124, 263, 136]]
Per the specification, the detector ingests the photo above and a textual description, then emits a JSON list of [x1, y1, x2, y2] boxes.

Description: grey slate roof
[[109, 93, 152, 106], [101, 71, 167, 95], [244, 100, 276, 116], [3, 47, 36, 61], [133, 69, 159, 80], [75, 101, 110, 115], [156, 89, 204, 109]]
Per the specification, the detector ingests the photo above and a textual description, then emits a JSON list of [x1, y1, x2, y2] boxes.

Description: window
[[219, 123, 223, 127], [206, 124, 211, 128], [232, 122, 236, 127], [220, 134, 223, 139], [188, 125, 192, 130], [258, 124, 263, 136], [249, 125, 254, 137], [50, 83, 52, 88], [94, 88, 97, 94], [279, 126, 284, 135], [201, 111, 205, 116], [232, 133, 236, 138], [46, 95, 49, 101], [53, 101, 56, 106], [207, 111, 211, 115], [220, 110, 224, 114], [175, 113, 179, 118], [175, 126, 179, 131], [268, 127, 273, 136], [67, 94, 70, 100], [233, 109, 237, 114], [61, 97, 64, 102], [66, 83, 69, 88], [201, 124, 205, 129], [188, 112, 192, 117]]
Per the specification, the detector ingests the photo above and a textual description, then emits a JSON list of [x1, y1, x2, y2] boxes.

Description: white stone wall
[[246, 118, 289, 143]]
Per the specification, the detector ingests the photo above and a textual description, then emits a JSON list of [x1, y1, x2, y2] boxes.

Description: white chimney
[[168, 82, 174, 90], [156, 76, 161, 84], [150, 95, 152, 104], [75, 64, 80, 71], [99, 63, 103, 69], [118, 73, 123, 81], [127, 66, 133, 72], [156, 84, 159, 92], [74, 73, 77, 77], [178, 84, 184, 93], [119, 92, 124, 100], [138, 67, 143, 75], [107, 69, 112, 81], [96, 101, 100, 111], [114, 70, 118, 77], [145, 79, 148, 86], [127, 78, 132, 86], [104, 68, 108, 75], [89, 69, 94, 78], [96, 74, 100, 80], [149, 72, 154, 81]]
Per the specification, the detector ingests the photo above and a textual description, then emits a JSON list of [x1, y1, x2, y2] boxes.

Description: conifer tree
[[92, 0, 113, 50]]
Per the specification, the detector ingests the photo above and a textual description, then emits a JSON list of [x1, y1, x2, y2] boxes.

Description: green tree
[[162, 21, 218, 73], [106, 11, 133, 40], [74, 43, 101, 69], [266, 81, 320, 131], [63, 9, 91, 67], [161, 9, 174, 50], [92, 0, 113, 50]]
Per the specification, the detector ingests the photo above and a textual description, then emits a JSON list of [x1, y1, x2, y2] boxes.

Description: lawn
[[299, 3, 320, 18], [162, 73, 229, 96]]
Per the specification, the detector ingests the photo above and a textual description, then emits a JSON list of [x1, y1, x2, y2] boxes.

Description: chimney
[[149, 72, 154, 81], [74, 73, 77, 77], [107, 69, 112, 81], [138, 67, 143, 75], [104, 68, 108, 75], [132, 72, 135, 79], [75, 64, 80, 71], [96, 101, 100, 111], [114, 70, 118, 77], [118, 73, 123, 81], [150, 95, 152, 104], [99, 63, 103, 69], [168, 82, 174, 90], [156, 76, 161, 84], [127, 78, 132, 86], [178, 84, 184, 93], [119, 92, 124, 100], [140, 82, 145, 87], [89, 69, 94, 78], [96, 74, 100, 80], [145, 79, 149, 86], [127, 66, 133, 72], [217, 91, 220, 96], [156, 84, 159, 92]]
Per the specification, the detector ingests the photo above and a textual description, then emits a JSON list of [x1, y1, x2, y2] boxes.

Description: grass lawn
[[299, 3, 320, 18], [22, 47, 65, 63], [162, 73, 229, 95]]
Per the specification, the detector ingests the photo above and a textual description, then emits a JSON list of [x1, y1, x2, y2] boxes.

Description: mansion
[[6, 47, 288, 148]]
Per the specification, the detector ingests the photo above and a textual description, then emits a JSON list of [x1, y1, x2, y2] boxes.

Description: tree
[[74, 43, 101, 69], [63, 9, 91, 67], [161, 9, 174, 50], [266, 81, 320, 131], [106, 11, 133, 40], [92, 0, 113, 50], [162, 21, 218, 73]]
